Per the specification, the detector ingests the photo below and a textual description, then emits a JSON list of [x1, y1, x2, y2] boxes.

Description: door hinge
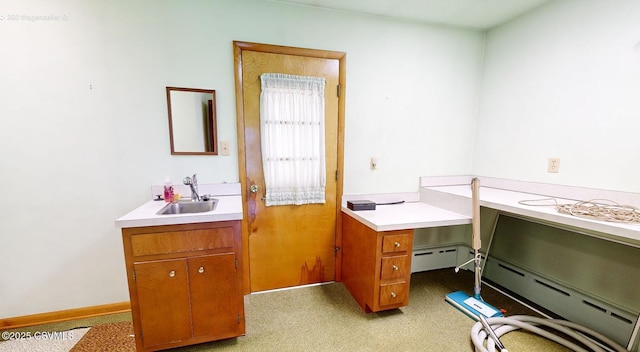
[[335, 170, 338, 181], [235, 259, 238, 270], [237, 314, 241, 324], [337, 84, 341, 97], [133, 269, 136, 281], [334, 246, 341, 255]]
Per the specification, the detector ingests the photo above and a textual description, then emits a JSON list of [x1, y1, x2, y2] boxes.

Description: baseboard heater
[[411, 246, 458, 273], [483, 256, 637, 346]]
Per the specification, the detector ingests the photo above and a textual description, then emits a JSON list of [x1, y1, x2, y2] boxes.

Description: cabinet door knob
[[198, 266, 205, 274], [390, 292, 397, 298], [394, 241, 401, 248], [392, 265, 399, 271], [169, 270, 176, 278]]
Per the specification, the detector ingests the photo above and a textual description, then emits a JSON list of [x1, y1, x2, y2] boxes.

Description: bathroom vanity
[[116, 185, 244, 352]]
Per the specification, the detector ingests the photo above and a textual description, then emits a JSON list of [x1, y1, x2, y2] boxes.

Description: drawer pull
[[392, 265, 399, 271], [169, 270, 176, 278], [390, 292, 397, 298], [394, 241, 401, 248], [198, 266, 205, 274]]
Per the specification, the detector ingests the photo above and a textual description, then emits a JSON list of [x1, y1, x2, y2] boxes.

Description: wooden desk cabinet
[[121, 221, 245, 351], [342, 213, 413, 312]]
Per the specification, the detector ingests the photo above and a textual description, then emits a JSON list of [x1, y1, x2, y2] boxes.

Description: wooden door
[[134, 259, 192, 347], [189, 253, 239, 338], [234, 42, 346, 292]]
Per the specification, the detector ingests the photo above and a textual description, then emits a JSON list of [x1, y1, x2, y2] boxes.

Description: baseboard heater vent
[[611, 312, 634, 325], [582, 300, 607, 313], [497, 263, 525, 277], [484, 257, 637, 346], [411, 246, 458, 273], [534, 279, 570, 297]]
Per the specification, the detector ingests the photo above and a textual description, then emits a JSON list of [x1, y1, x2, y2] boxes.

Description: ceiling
[[270, 0, 552, 30]]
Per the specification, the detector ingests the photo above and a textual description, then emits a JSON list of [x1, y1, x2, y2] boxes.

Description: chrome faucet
[[183, 174, 200, 202]]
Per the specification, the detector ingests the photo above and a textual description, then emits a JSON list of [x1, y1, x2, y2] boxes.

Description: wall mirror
[[166, 86, 218, 155]]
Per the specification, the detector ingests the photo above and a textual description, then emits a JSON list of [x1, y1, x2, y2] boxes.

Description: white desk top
[[341, 201, 471, 232], [341, 177, 640, 246], [423, 185, 640, 247]]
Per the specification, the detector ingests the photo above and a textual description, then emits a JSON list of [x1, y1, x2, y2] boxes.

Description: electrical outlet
[[220, 141, 230, 156], [547, 158, 560, 173], [370, 157, 378, 170]]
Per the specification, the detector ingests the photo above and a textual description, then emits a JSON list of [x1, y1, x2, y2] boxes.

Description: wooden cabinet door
[[134, 258, 192, 348], [189, 253, 240, 338]]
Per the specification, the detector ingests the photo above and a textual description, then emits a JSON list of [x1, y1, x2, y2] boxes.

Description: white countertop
[[422, 184, 640, 247], [341, 176, 640, 246], [115, 195, 243, 228], [341, 201, 471, 232]]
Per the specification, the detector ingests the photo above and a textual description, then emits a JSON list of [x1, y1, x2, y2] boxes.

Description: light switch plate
[[220, 141, 230, 156]]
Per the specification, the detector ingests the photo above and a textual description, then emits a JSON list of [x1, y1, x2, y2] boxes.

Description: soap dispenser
[[163, 177, 174, 203]]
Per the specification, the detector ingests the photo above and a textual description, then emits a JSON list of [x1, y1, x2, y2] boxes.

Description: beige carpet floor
[[1, 269, 574, 351]]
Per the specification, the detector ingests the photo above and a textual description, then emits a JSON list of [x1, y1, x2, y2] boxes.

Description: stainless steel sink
[[157, 199, 218, 215]]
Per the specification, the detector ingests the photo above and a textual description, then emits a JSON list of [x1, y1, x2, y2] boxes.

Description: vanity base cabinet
[[122, 221, 245, 352], [342, 213, 413, 313]]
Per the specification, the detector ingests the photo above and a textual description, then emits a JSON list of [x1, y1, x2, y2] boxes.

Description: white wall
[[475, 0, 640, 193], [0, 0, 483, 317], [343, 23, 483, 193]]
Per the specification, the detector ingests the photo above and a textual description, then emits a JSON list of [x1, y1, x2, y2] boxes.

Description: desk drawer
[[131, 227, 235, 257], [379, 282, 408, 306], [382, 233, 411, 254], [380, 255, 409, 280]]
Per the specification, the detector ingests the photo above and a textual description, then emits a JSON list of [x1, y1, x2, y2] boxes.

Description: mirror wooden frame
[[166, 86, 218, 155]]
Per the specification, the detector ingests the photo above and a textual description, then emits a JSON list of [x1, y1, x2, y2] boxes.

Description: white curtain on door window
[[260, 73, 326, 206]]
